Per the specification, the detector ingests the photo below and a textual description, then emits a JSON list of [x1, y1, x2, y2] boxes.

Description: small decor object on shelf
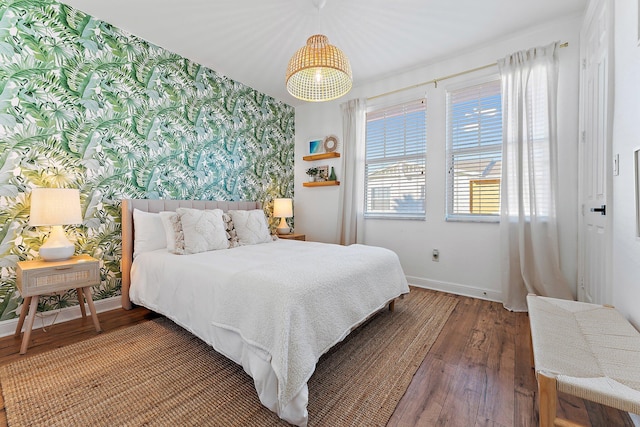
[[317, 165, 329, 181], [329, 166, 337, 181], [323, 135, 339, 152], [309, 139, 322, 154], [306, 167, 319, 182]]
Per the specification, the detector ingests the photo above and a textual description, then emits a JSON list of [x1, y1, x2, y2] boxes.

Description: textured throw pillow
[[133, 209, 166, 258], [228, 209, 272, 245], [222, 212, 240, 248], [169, 213, 185, 255], [176, 208, 228, 254], [159, 211, 178, 252]]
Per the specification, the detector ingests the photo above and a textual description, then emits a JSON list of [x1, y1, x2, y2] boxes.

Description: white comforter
[[130, 239, 409, 426]]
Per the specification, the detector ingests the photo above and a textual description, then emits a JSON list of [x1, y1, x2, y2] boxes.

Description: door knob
[[590, 205, 606, 215]]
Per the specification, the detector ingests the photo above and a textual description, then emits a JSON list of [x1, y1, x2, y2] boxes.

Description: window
[[365, 99, 427, 219], [446, 78, 502, 221]]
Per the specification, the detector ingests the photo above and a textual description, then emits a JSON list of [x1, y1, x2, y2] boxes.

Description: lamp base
[[39, 225, 75, 261], [276, 216, 291, 235]]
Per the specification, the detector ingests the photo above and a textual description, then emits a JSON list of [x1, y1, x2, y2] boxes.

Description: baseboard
[[406, 276, 502, 303], [0, 296, 121, 338]]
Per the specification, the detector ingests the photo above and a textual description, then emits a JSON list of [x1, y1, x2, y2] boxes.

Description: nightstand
[[278, 233, 306, 241], [15, 254, 102, 354]]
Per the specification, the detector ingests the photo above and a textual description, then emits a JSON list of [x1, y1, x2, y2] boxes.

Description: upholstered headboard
[[120, 199, 262, 309]]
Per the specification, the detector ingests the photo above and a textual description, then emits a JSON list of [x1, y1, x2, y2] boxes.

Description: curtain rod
[[367, 42, 569, 101]]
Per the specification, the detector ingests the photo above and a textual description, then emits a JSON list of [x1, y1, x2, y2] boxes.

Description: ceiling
[[60, 0, 587, 106]]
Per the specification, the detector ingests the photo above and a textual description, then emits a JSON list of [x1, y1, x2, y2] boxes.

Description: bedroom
[[0, 0, 639, 425]]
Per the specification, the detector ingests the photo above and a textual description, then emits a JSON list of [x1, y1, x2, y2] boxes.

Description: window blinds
[[365, 99, 427, 219], [446, 79, 502, 220]]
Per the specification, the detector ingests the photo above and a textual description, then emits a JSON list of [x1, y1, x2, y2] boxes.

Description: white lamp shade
[[29, 188, 82, 261], [273, 198, 293, 218], [29, 188, 82, 226]]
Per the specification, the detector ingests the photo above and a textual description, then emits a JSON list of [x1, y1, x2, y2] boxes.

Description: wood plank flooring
[[388, 294, 634, 427], [0, 292, 633, 426]]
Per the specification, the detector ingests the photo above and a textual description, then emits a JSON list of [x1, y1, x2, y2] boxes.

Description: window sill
[[364, 214, 426, 221], [445, 215, 499, 223]]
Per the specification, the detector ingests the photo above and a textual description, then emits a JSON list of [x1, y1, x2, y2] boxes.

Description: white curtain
[[498, 42, 574, 311], [337, 98, 366, 245]]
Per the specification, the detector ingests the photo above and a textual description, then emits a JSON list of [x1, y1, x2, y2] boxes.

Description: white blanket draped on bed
[[130, 239, 409, 426]]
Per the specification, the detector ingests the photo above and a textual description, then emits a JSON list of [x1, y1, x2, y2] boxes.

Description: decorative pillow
[[222, 212, 240, 248], [169, 213, 185, 255], [133, 209, 166, 258], [159, 211, 178, 252], [176, 208, 228, 254], [228, 209, 272, 245]]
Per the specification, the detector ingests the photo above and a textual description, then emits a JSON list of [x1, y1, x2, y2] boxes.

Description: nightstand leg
[[83, 287, 102, 333], [20, 296, 39, 355], [14, 296, 31, 337], [76, 288, 87, 318]]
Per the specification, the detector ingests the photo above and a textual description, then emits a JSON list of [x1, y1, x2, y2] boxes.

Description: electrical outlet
[[432, 249, 439, 262]]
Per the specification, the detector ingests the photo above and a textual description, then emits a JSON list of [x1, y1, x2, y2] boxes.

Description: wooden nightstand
[[278, 233, 306, 241], [15, 254, 102, 354]]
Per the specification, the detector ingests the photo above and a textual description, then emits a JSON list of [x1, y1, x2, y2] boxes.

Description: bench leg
[[538, 372, 557, 427], [529, 316, 535, 369]]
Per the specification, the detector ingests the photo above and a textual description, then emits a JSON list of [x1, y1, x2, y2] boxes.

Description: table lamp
[[273, 198, 293, 235], [29, 188, 82, 261]]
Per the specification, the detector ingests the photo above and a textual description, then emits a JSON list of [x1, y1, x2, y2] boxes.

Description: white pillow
[[133, 209, 166, 258], [229, 209, 272, 245], [176, 208, 229, 254], [159, 211, 178, 252]]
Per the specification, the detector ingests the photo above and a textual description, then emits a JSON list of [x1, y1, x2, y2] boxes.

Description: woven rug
[[0, 288, 456, 427]]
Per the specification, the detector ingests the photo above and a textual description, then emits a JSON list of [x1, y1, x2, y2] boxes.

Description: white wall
[[294, 15, 582, 302], [611, 0, 640, 327]]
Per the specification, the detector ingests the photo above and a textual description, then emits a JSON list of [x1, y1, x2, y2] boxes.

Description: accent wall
[[0, 0, 295, 320]]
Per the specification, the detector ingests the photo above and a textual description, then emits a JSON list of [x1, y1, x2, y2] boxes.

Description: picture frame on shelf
[[309, 139, 322, 154], [317, 165, 329, 181]]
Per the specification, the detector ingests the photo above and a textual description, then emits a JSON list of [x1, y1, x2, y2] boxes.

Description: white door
[[578, 0, 613, 304]]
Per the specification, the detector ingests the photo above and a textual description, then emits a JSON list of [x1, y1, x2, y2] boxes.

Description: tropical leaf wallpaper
[[0, 0, 295, 320]]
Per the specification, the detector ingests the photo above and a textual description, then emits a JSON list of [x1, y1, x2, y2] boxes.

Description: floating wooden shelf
[[303, 152, 341, 161], [303, 180, 340, 187]]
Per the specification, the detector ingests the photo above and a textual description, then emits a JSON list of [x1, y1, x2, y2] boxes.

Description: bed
[[120, 199, 410, 426]]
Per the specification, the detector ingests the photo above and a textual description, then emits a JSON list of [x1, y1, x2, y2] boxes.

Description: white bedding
[[130, 239, 409, 426]]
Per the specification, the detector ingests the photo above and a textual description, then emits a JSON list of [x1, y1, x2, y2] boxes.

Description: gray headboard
[[120, 199, 262, 309]]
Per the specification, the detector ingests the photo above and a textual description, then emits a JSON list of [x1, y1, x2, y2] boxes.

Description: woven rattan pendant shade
[[286, 34, 352, 102]]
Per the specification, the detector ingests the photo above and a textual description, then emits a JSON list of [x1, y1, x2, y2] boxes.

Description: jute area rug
[[0, 288, 457, 427]]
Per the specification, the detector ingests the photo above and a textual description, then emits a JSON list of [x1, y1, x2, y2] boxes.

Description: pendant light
[[285, 1, 352, 102]]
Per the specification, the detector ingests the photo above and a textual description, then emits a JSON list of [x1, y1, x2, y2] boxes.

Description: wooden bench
[[527, 295, 640, 427]]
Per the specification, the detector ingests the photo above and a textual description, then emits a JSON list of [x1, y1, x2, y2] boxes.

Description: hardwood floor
[[0, 293, 633, 426], [388, 295, 634, 427]]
